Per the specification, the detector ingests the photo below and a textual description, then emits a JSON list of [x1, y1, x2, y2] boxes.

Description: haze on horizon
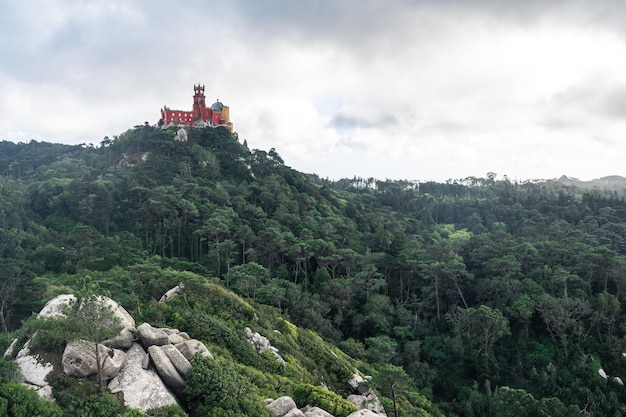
[[1, 0, 626, 183]]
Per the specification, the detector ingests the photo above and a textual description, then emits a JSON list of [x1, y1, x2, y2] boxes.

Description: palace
[[160, 85, 233, 131]]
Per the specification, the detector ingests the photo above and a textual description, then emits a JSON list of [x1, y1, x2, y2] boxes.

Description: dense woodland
[[1, 126, 626, 416]]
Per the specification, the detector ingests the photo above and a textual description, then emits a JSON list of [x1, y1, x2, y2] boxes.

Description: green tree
[[197, 206, 238, 276], [226, 262, 269, 299], [368, 364, 413, 417], [492, 386, 536, 417], [365, 335, 398, 364], [61, 289, 122, 394], [354, 249, 385, 301], [0, 260, 32, 332], [594, 291, 620, 345], [536, 294, 593, 362], [448, 305, 510, 357]]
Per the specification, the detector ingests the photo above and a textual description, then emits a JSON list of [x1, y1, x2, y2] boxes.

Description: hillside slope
[[0, 126, 625, 415]]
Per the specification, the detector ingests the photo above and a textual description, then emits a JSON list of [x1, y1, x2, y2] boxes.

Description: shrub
[[77, 394, 128, 417], [297, 330, 353, 388], [0, 382, 63, 417], [146, 404, 188, 416], [185, 356, 273, 417], [292, 384, 358, 417]]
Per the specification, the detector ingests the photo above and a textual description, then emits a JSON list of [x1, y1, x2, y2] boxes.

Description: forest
[[1, 125, 626, 416]]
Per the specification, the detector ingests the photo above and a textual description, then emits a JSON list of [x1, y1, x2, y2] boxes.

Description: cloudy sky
[[2, 0, 626, 182]]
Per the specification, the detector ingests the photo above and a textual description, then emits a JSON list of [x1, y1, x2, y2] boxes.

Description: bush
[[297, 330, 353, 389], [79, 394, 132, 417], [292, 384, 358, 417], [146, 404, 188, 416], [185, 356, 273, 417], [0, 382, 63, 417], [184, 312, 280, 373]]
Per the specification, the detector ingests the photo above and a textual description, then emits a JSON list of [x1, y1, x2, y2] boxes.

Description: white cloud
[[2, 1, 626, 181]]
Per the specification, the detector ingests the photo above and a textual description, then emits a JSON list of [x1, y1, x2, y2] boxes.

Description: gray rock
[[39, 294, 76, 318], [14, 343, 54, 400], [137, 323, 170, 347], [245, 327, 286, 365], [141, 351, 150, 369], [95, 296, 135, 330], [363, 391, 385, 415], [174, 128, 188, 143], [62, 340, 106, 378], [142, 350, 151, 369], [148, 345, 186, 393], [178, 332, 191, 340], [245, 327, 271, 352], [175, 339, 213, 361], [168, 333, 185, 345], [3, 338, 19, 361], [62, 340, 126, 380], [348, 373, 371, 396], [103, 328, 135, 350], [159, 283, 185, 303], [346, 394, 366, 408], [160, 344, 191, 379], [101, 348, 127, 379], [304, 407, 334, 417], [267, 396, 297, 416], [108, 343, 178, 412], [346, 411, 379, 417], [284, 409, 306, 417]]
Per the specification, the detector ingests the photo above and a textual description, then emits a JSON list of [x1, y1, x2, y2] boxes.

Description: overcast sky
[[2, 0, 626, 182]]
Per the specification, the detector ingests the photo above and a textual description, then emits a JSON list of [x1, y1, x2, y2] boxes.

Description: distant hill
[[555, 175, 626, 194]]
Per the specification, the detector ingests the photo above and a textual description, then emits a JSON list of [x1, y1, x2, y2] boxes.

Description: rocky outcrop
[[108, 343, 178, 412], [347, 410, 380, 417], [147, 345, 187, 394], [62, 340, 127, 380], [160, 344, 192, 378], [245, 327, 286, 365], [284, 409, 306, 417], [137, 323, 171, 347], [346, 395, 367, 408], [159, 283, 185, 303], [346, 372, 385, 415], [174, 128, 188, 143], [11, 294, 216, 412], [14, 342, 54, 400], [93, 296, 135, 330], [12, 294, 134, 401], [103, 327, 135, 350], [265, 391, 385, 417], [267, 396, 298, 416], [9, 294, 76, 399], [303, 407, 334, 417], [38, 293, 76, 318], [3, 338, 20, 361], [348, 393, 383, 413], [135, 322, 213, 393], [348, 373, 372, 396], [175, 339, 213, 360]]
